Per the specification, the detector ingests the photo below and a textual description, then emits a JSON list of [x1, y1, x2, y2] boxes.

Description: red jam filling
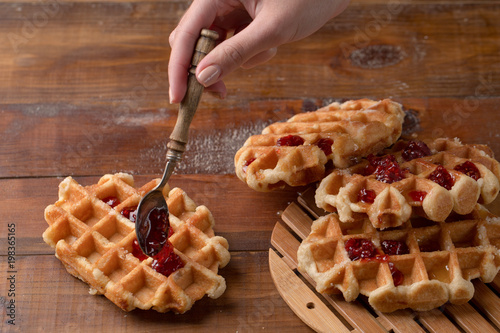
[[242, 158, 256, 173], [362, 163, 376, 176], [368, 154, 406, 184], [454, 161, 481, 181], [344, 238, 378, 261], [133, 239, 184, 277], [132, 239, 148, 261], [388, 262, 404, 286], [132, 206, 184, 276], [102, 193, 184, 276], [346, 238, 405, 286], [276, 135, 305, 146], [428, 165, 455, 190], [103, 196, 120, 208], [151, 242, 185, 276], [401, 140, 431, 161], [409, 190, 427, 202], [120, 206, 137, 223], [315, 138, 334, 156], [358, 188, 376, 203], [381, 240, 409, 255]]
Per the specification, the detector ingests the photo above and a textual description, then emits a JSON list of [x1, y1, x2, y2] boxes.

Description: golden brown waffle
[[316, 138, 500, 229], [43, 173, 230, 313], [297, 206, 500, 312], [234, 99, 405, 191]]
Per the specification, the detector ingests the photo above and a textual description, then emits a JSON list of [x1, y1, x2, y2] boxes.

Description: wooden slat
[[297, 187, 326, 219], [417, 309, 461, 333], [271, 221, 300, 269], [489, 273, 500, 293], [445, 303, 498, 333], [471, 280, 500, 329], [281, 202, 314, 240], [376, 311, 425, 333], [269, 250, 351, 333]]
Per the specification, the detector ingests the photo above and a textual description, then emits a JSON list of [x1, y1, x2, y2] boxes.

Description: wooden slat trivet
[[269, 187, 500, 333]]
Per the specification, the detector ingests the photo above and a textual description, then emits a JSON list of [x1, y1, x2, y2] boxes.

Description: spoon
[[135, 29, 219, 257]]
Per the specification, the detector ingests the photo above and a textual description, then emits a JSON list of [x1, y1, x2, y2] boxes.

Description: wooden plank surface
[[1, 0, 500, 331], [0, 1, 499, 177], [1, 251, 312, 332], [1, 2, 500, 105]]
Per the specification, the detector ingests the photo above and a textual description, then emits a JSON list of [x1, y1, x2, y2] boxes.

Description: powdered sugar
[[486, 216, 500, 225], [141, 120, 271, 175]]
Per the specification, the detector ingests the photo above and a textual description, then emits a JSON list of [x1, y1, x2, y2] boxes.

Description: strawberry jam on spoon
[[139, 206, 170, 256]]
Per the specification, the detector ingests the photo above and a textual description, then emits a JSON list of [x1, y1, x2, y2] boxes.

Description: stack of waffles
[[43, 173, 230, 313], [298, 138, 500, 312], [235, 99, 405, 191], [233, 98, 500, 312]]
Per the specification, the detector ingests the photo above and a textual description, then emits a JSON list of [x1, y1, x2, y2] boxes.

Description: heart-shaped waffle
[[43, 173, 230, 313], [316, 138, 500, 229], [297, 206, 500, 312], [235, 99, 405, 191]]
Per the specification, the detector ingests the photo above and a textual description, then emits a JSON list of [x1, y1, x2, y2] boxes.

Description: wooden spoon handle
[[167, 29, 219, 154]]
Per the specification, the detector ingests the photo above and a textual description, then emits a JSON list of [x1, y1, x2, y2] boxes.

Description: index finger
[[168, 0, 218, 103]]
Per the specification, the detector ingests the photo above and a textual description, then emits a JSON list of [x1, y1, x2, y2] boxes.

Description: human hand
[[168, 0, 350, 103]]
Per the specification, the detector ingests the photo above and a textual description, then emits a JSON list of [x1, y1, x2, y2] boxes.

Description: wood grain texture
[[1, 97, 499, 177], [1, 0, 500, 331], [1, 0, 499, 178], [0, 252, 313, 332], [1, 2, 500, 105]]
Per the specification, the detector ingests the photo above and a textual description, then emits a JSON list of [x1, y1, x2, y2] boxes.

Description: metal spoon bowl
[[135, 158, 176, 256], [135, 29, 219, 256]]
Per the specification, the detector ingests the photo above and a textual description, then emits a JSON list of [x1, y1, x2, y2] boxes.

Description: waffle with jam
[[235, 99, 405, 191], [315, 138, 500, 229], [43, 173, 230, 313], [297, 206, 500, 312]]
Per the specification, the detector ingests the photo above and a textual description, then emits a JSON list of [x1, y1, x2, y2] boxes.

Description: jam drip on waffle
[[135, 207, 185, 276]]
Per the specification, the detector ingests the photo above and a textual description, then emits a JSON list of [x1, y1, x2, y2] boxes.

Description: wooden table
[[1, 0, 499, 331]]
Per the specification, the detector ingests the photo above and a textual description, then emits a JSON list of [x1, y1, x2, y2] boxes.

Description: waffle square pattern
[[43, 173, 230, 313], [297, 207, 500, 312], [316, 138, 500, 229], [235, 99, 405, 191]]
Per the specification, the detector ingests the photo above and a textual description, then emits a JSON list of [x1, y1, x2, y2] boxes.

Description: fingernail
[[197, 65, 220, 87], [168, 86, 173, 104]]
